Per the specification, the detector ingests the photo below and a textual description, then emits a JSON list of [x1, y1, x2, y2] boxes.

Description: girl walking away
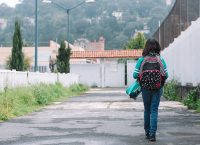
[[133, 38, 168, 142]]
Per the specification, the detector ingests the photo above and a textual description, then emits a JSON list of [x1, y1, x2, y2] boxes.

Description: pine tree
[[10, 20, 24, 71], [66, 47, 71, 73], [56, 41, 71, 73]]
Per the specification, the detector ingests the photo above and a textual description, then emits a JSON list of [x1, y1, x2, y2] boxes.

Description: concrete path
[[0, 88, 200, 145]]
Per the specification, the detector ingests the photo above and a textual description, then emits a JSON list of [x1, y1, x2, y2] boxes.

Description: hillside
[[0, 0, 174, 49]]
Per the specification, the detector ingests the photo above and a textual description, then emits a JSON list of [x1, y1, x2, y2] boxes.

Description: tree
[[126, 32, 146, 50], [23, 57, 31, 70], [6, 56, 30, 71], [66, 47, 71, 73], [56, 41, 71, 73], [9, 20, 24, 71], [0, 0, 173, 50]]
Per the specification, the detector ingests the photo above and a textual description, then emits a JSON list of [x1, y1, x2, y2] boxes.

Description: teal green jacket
[[133, 56, 169, 79]]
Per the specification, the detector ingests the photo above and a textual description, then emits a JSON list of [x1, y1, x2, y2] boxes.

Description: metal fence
[[153, 0, 200, 49]]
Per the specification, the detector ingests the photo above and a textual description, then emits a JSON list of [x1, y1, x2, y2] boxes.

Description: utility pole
[[35, 0, 38, 72]]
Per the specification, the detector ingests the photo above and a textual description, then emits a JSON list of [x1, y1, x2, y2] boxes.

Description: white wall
[[0, 60, 136, 90], [0, 70, 79, 91], [104, 61, 125, 87], [70, 64, 101, 87], [70, 59, 139, 88], [70, 59, 126, 87], [162, 17, 200, 86]]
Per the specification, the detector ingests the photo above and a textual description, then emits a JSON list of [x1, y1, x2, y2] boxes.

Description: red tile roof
[[71, 49, 143, 59]]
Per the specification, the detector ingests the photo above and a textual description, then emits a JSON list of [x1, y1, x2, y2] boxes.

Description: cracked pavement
[[0, 88, 199, 145]]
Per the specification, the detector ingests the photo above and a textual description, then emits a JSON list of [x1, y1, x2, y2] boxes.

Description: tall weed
[[164, 79, 180, 101], [183, 88, 199, 110], [0, 83, 88, 121]]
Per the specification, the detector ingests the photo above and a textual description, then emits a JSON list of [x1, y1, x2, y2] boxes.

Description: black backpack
[[139, 55, 166, 90]]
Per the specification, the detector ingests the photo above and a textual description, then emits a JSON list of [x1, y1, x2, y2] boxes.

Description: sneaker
[[145, 133, 150, 139], [149, 135, 156, 142]]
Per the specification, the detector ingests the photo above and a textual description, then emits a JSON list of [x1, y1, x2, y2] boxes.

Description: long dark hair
[[142, 38, 161, 57]]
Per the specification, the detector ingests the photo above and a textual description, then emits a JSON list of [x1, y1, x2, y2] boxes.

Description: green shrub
[[0, 83, 88, 121], [0, 112, 8, 121], [33, 84, 50, 105], [68, 84, 89, 92], [183, 89, 199, 110], [164, 79, 180, 101]]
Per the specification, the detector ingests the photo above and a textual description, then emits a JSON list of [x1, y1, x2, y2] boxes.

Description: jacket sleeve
[[160, 57, 169, 79], [133, 57, 144, 79]]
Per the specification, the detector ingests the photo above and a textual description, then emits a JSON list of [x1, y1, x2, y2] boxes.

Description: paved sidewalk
[[0, 88, 200, 145]]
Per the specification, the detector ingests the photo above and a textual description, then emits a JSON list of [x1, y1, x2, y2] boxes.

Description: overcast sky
[[0, 0, 20, 7]]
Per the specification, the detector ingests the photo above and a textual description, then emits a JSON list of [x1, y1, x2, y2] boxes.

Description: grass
[[164, 80, 200, 113], [0, 83, 89, 121], [183, 88, 200, 112], [164, 79, 181, 101]]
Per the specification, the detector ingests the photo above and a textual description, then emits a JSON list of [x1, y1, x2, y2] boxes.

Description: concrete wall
[[70, 59, 137, 88], [71, 59, 126, 87], [70, 64, 101, 87], [0, 70, 79, 91], [104, 62, 125, 87], [0, 59, 136, 90], [162, 17, 200, 86]]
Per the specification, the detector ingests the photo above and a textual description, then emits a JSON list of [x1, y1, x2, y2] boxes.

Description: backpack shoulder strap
[[139, 56, 148, 73], [156, 55, 166, 76]]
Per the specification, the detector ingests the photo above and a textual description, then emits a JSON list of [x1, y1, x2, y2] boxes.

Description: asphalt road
[[0, 88, 200, 145]]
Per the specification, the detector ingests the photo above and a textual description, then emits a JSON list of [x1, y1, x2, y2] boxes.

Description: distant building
[[112, 11, 123, 20], [0, 39, 105, 72], [74, 37, 105, 51], [0, 41, 59, 72], [73, 37, 105, 64]]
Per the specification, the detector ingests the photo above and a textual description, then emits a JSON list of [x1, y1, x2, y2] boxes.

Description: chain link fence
[[153, 0, 200, 49]]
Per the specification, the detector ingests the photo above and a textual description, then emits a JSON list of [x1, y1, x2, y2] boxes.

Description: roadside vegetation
[[0, 83, 89, 121], [164, 80, 200, 112], [164, 79, 181, 101], [183, 88, 200, 112]]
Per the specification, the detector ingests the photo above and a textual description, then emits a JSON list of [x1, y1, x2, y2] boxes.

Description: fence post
[[27, 71, 29, 86], [57, 73, 59, 83]]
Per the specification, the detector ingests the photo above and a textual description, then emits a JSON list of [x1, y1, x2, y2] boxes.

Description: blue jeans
[[142, 88, 163, 136]]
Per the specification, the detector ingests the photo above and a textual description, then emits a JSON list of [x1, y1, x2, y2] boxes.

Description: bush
[[33, 83, 70, 105], [183, 89, 199, 110], [164, 79, 180, 101], [0, 112, 8, 121]]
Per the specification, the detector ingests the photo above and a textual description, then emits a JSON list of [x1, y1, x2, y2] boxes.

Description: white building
[[112, 11, 123, 20]]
